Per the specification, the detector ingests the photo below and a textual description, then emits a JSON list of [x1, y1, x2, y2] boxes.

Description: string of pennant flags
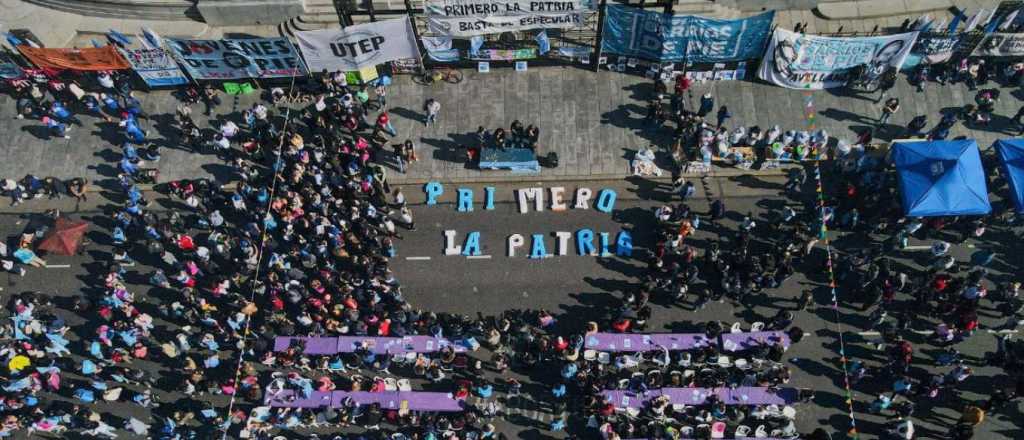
[[804, 89, 860, 440]]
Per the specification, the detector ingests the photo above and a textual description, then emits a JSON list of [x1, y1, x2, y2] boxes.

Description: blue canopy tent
[[994, 139, 1024, 213], [892, 139, 991, 217]]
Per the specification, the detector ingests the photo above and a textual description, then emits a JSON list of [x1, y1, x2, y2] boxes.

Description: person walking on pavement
[[424, 98, 441, 126], [698, 93, 714, 118], [202, 83, 221, 116], [716, 105, 731, 129], [879, 98, 900, 126]]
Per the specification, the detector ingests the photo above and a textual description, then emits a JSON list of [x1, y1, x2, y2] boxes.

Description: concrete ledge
[[817, 0, 953, 20], [197, 0, 304, 26]]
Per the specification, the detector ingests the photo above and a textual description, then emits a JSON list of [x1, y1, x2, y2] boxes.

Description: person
[[202, 83, 221, 116], [716, 105, 731, 129], [698, 93, 714, 117], [42, 116, 71, 139], [879, 98, 900, 126], [374, 81, 388, 108], [424, 98, 441, 125]]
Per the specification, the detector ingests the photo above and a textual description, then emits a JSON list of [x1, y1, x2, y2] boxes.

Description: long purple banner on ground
[[584, 331, 789, 352], [273, 336, 471, 355], [603, 387, 797, 408], [266, 390, 464, 411]]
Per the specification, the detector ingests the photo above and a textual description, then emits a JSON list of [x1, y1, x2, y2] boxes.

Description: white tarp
[[425, 0, 594, 37], [758, 28, 918, 90], [296, 18, 421, 71]]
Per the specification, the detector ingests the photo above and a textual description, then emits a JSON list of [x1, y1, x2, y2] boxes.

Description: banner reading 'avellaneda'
[[758, 28, 918, 89], [296, 18, 421, 72], [425, 0, 594, 37], [167, 37, 307, 79], [600, 5, 774, 63]]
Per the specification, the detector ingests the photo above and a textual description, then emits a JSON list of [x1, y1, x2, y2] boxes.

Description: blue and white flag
[[469, 35, 485, 57], [535, 31, 550, 55]]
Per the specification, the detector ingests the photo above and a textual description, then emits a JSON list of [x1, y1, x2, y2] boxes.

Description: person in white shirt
[[220, 120, 239, 139], [425, 99, 441, 125]]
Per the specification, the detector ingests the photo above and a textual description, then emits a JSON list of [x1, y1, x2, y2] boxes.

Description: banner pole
[[592, 0, 608, 73], [405, 0, 427, 72]]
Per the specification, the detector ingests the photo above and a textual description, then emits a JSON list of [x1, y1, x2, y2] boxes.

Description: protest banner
[[296, 18, 421, 72], [425, 0, 594, 37], [902, 34, 961, 70], [167, 37, 306, 79], [972, 32, 1024, 57], [601, 5, 774, 63], [465, 48, 537, 61], [117, 48, 188, 86], [758, 28, 918, 90], [18, 46, 130, 71], [0, 54, 24, 79]]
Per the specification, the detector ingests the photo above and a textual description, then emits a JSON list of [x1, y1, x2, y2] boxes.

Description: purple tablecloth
[[584, 332, 711, 352], [603, 387, 796, 408], [273, 336, 469, 355], [719, 331, 790, 352], [266, 389, 464, 412]]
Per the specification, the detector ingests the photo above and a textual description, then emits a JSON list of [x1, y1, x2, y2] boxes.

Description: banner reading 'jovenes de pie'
[[167, 37, 306, 79]]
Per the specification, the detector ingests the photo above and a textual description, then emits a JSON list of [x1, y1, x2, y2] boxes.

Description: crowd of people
[[0, 42, 1023, 440]]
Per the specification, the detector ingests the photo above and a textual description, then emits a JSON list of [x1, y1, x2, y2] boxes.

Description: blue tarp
[[893, 139, 991, 217], [994, 139, 1024, 213]]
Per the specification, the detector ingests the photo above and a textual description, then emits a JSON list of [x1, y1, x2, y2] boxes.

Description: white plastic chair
[[598, 352, 611, 365], [750, 321, 765, 332], [734, 358, 749, 370], [583, 350, 597, 361], [734, 425, 751, 437], [782, 405, 797, 419], [384, 378, 398, 391], [730, 322, 743, 333], [397, 379, 412, 391], [679, 352, 692, 367]]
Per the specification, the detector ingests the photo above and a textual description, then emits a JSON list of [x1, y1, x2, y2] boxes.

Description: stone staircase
[[23, 0, 201, 20]]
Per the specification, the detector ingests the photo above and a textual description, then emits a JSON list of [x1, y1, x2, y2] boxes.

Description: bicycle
[[416, 67, 464, 85]]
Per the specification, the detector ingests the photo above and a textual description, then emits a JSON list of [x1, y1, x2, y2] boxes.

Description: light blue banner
[[600, 5, 774, 62]]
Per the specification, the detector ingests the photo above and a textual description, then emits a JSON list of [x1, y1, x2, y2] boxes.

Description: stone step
[[23, 0, 200, 20]]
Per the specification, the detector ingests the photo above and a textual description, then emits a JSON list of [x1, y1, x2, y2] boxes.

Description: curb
[[87, 166, 792, 192]]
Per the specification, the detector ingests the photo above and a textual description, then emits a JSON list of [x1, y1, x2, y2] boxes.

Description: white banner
[[296, 18, 421, 71], [972, 33, 1024, 57], [758, 28, 918, 90], [425, 0, 594, 37]]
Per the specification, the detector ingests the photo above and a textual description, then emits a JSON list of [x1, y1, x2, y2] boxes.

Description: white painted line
[[405, 256, 431, 261], [903, 245, 931, 250], [44, 264, 72, 268], [466, 255, 492, 259], [854, 329, 1017, 337]]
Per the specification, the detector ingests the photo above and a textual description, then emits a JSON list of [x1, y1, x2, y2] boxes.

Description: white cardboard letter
[[554, 231, 572, 256], [550, 187, 567, 211], [517, 187, 544, 213], [574, 187, 593, 210], [507, 234, 525, 257], [444, 230, 462, 255]]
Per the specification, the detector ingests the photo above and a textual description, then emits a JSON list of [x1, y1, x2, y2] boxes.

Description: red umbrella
[[37, 217, 89, 256]]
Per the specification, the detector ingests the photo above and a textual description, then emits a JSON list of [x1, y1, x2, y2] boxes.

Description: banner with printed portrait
[[758, 28, 918, 89], [425, 0, 594, 37], [296, 18, 421, 72], [600, 5, 774, 63], [972, 32, 1024, 57], [167, 37, 307, 79], [118, 48, 188, 86], [18, 46, 130, 71], [902, 34, 961, 70]]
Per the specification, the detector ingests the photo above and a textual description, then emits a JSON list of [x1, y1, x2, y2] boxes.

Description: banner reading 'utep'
[[425, 0, 594, 37], [18, 46, 130, 71], [758, 28, 918, 90], [296, 18, 421, 72], [167, 37, 306, 79], [118, 48, 188, 87], [972, 32, 1024, 57], [600, 5, 774, 63]]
